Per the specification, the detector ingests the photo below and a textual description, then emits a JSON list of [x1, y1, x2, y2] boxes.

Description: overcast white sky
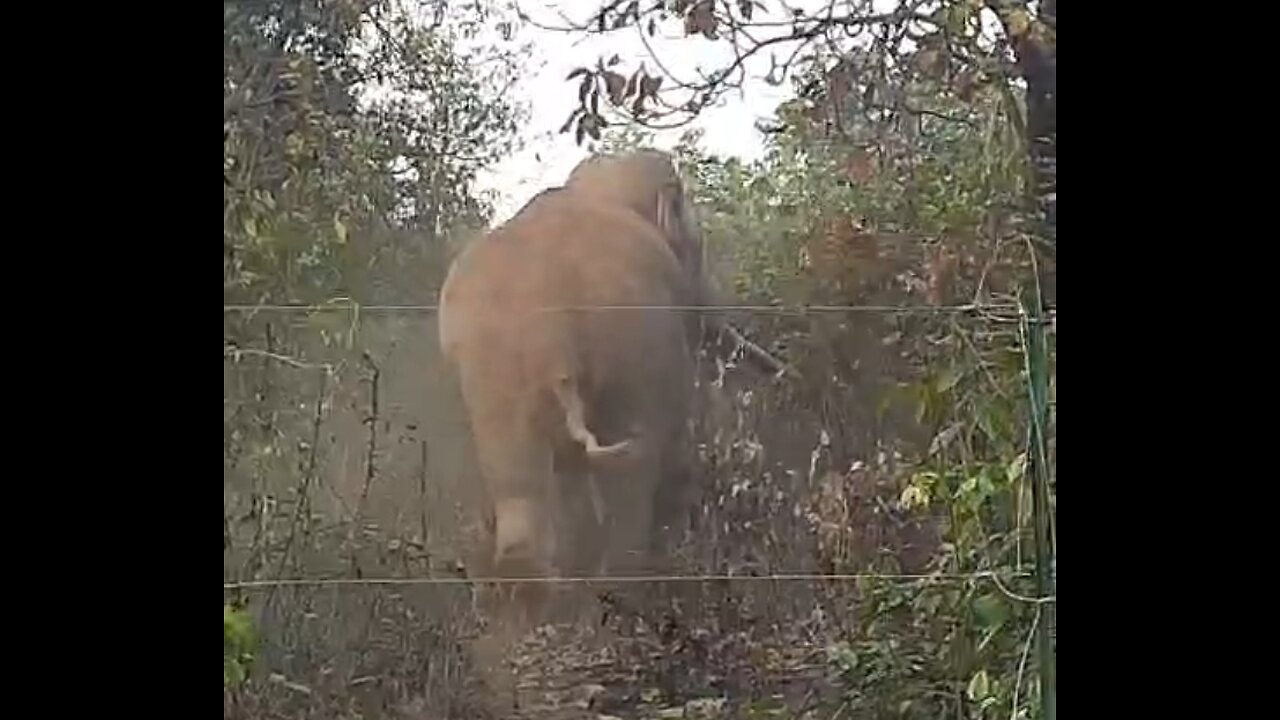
[[415, 0, 993, 224], [473, 0, 832, 223]]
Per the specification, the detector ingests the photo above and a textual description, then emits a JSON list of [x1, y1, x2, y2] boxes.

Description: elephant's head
[[565, 150, 704, 301]]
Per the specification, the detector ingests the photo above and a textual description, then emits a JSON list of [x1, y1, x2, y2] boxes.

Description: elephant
[[437, 149, 705, 627]]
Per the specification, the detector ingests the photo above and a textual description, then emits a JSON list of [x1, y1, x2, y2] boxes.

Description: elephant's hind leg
[[489, 496, 553, 629], [464, 397, 559, 631]]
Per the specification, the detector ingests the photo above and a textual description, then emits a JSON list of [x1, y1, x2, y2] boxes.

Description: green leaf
[[242, 216, 258, 239], [972, 593, 1007, 629], [1006, 453, 1028, 484], [827, 641, 859, 672], [977, 466, 997, 497], [914, 382, 933, 424], [224, 604, 257, 687], [934, 366, 961, 393], [945, 4, 973, 35], [966, 669, 990, 701], [977, 406, 999, 442], [899, 484, 928, 510]]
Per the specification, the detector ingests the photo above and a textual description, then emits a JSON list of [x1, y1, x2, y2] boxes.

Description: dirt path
[[466, 612, 838, 720]]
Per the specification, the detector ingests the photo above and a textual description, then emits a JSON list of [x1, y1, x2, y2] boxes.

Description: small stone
[[685, 696, 728, 718], [574, 683, 607, 709]]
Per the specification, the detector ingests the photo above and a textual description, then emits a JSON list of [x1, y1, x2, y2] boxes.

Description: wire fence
[[223, 301, 1054, 319], [224, 294, 1057, 717], [223, 303, 1057, 600], [224, 570, 1055, 605]]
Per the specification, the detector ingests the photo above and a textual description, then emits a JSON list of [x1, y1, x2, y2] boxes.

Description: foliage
[[834, 317, 1053, 719], [223, 0, 525, 306], [223, 2, 524, 710], [223, 0, 524, 570], [560, 0, 1056, 248], [596, 16, 1055, 715], [224, 604, 257, 688]]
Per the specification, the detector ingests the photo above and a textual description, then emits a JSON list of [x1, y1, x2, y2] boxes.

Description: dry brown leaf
[[603, 70, 628, 105]]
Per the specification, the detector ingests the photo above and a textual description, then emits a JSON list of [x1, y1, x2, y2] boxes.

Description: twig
[[265, 369, 330, 613], [223, 345, 334, 372], [418, 439, 430, 557], [347, 351, 381, 579], [712, 320, 799, 380], [983, 570, 1053, 605], [1010, 603, 1041, 720], [357, 351, 381, 518]]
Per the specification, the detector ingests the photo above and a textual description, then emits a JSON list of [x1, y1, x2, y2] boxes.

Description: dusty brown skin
[[438, 150, 703, 627]]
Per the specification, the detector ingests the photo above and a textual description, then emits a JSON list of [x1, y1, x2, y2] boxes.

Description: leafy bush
[[224, 604, 256, 688]]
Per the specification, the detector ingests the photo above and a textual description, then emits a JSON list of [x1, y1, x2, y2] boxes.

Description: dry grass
[[224, 300, 950, 719]]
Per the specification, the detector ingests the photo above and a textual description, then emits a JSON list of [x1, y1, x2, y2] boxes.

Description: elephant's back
[[446, 192, 685, 314], [438, 190, 691, 405]]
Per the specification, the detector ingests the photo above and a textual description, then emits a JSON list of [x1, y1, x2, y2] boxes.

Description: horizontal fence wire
[[224, 302, 1056, 605], [223, 571, 1055, 605], [224, 302, 1036, 315]]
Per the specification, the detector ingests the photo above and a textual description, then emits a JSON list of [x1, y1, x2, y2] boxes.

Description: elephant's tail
[[552, 374, 640, 528], [552, 374, 637, 464]]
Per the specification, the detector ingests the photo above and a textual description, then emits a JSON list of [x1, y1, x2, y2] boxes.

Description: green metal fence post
[[1022, 295, 1056, 720]]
